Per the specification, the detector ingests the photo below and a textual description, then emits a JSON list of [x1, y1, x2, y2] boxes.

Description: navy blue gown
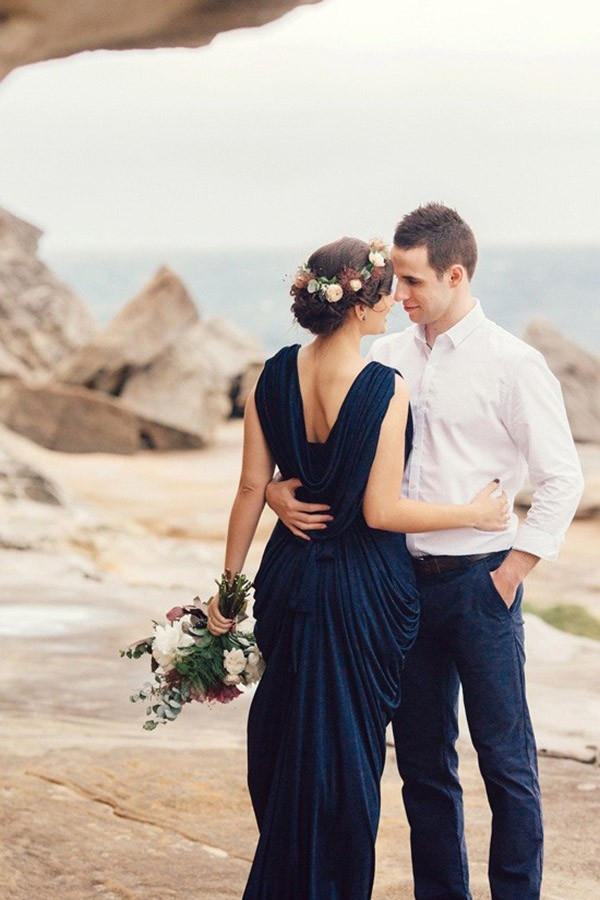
[[243, 344, 419, 899]]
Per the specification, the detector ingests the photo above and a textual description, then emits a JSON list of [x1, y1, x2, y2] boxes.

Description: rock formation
[[55, 266, 200, 394], [0, 206, 263, 453], [0, 0, 322, 82], [0, 379, 204, 453], [0, 207, 97, 379], [523, 316, 600, 444], [55, 266, 263, 446]]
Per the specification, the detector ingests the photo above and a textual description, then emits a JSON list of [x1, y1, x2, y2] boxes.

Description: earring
[[361, 313, 366, 321]]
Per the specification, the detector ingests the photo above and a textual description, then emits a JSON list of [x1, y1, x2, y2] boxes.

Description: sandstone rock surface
[[0, 207, 96, 378], [56, 266, 200, 393], [524, 316, 600, 443], [0, 0, 322, 81], [1, 202, 263, 452], [56, 266, 264, 442], [0, 420, 598, 900], [0, 379, 203, 454], [0, 442, 63, 506]]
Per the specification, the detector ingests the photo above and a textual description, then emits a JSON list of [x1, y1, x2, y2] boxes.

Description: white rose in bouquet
[[152, 619, 195, 670], [244, 649, 266, 685], [223, 648, 247, 676]]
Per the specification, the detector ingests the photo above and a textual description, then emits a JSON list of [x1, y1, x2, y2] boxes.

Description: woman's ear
[[354, 304, 367, 322]]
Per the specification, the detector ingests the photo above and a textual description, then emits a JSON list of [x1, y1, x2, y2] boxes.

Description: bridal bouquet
[[121, 572, 265, 730]]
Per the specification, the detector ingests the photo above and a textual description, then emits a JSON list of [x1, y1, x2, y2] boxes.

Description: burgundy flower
[[166, 606, 185, 622]]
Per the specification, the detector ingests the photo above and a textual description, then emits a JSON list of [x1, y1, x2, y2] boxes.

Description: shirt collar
[[413, 299, 486, 349]]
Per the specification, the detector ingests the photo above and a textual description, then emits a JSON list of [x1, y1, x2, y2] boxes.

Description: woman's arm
[[224, 388, 275, 573], [208, 388, 275, 635], [362, 376, 508, 533]]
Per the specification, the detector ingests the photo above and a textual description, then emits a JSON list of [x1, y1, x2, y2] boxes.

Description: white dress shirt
[[367, 302, 584, 561]]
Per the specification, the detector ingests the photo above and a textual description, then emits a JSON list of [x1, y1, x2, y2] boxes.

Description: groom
[[265, 203, 584, 899]]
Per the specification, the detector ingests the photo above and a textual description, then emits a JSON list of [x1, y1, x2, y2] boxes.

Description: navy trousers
[[392, 551, 543, 899]]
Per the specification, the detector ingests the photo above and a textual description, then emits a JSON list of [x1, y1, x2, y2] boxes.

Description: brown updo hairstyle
[[290, 237, 393, 337]]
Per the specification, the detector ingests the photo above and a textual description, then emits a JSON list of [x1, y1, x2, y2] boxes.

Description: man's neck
[[425, 296, 476, 346]]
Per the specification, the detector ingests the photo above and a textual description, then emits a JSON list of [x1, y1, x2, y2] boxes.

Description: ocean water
[[42, 245, 600, 357]]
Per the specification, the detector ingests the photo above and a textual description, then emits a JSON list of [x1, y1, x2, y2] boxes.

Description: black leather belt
[[412, 553, 494, 576]]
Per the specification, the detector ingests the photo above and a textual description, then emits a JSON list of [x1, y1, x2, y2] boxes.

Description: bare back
[[296, 344, 367, 444]]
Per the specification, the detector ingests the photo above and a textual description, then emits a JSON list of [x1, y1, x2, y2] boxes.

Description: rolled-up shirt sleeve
[[507, 352, 584, 561]]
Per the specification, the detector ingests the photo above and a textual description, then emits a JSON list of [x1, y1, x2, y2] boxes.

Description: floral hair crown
[[292, 239, 389, 304]]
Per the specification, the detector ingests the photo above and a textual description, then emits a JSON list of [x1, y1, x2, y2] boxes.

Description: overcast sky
[[0, 0, 598, 252]]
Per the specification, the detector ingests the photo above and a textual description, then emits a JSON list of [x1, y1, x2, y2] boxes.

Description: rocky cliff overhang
[[0, 0, 321, 81]]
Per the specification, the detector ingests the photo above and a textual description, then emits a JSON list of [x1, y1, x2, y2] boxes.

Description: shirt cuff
[[513, 522, 565, 563]]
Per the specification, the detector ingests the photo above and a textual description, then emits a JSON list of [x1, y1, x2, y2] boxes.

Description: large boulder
[[56, 266, 200, 393], [523, 317, 600, 444], [0, 379, 203, 454], [120, 317, 263, 432], [119, 322, 229, 438], [56, 267, 264, 442], [0, 206, 263, 453], [0, 0, 322, 81], [0, 207, 97, 378], [194, 317, 264, 415]]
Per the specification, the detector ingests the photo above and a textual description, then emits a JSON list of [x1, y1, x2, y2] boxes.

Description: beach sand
[[1, 421, 599, 899]]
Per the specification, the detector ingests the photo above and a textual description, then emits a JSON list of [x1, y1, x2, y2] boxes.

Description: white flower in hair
[[324, 284, 344, 303], [369, 250, 386, 268], [349, 278, 363, 292]]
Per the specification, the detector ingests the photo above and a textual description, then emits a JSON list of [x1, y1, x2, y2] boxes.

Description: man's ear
[[448, 265, 466, 286]]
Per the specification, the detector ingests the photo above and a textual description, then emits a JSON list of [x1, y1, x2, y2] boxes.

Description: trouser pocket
[[481, 554, 523, 619]]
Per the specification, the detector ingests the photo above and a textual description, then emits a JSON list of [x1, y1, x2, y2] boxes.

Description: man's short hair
[[394, 203, 478, 281]]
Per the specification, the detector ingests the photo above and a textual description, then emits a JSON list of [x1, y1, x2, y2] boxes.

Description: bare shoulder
[[379, 375, 409, 430], [393, 373, 409, 401]]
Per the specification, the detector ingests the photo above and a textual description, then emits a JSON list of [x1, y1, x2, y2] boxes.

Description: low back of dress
[[255, 344, 412, 538]]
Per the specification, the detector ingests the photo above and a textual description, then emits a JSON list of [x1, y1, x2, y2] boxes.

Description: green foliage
[[525, 602, 600, 641], [120, 639, 153, 659], [218, 571, 254, 620], [174, 631, 227, 696], [130, 676, 190, 728]]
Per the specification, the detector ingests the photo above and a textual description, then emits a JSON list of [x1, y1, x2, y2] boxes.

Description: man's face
[[391, 245, 453, 328]]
